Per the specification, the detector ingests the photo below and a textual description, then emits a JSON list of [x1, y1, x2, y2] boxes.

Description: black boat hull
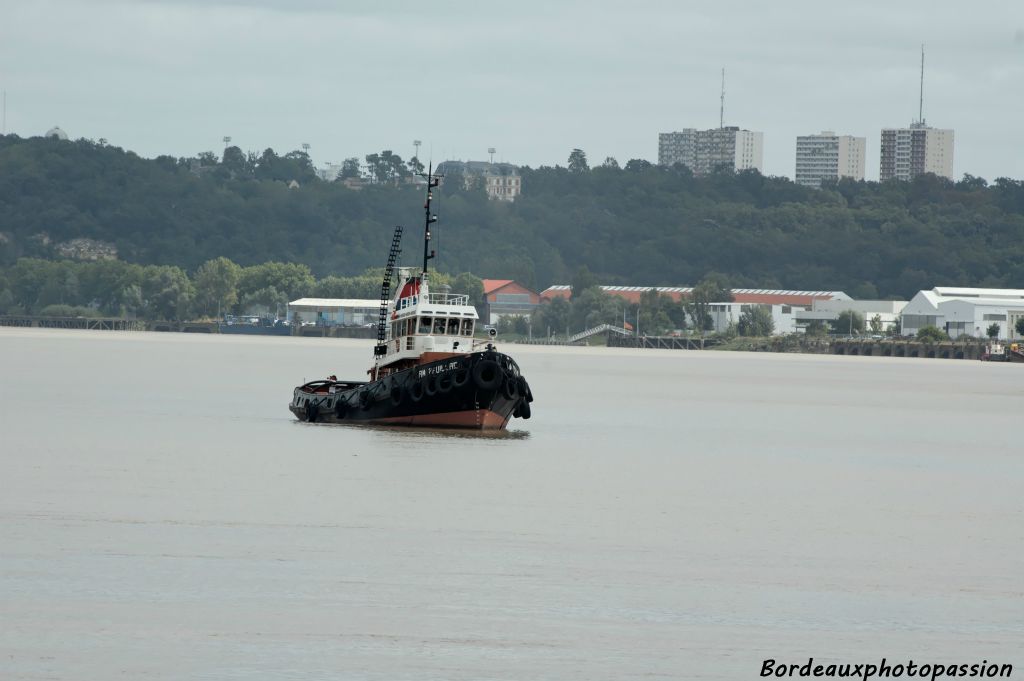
[[289, 350, 533, 430]]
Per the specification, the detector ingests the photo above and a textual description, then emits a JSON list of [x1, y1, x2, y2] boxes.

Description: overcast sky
[[2, 0, 1022, 181]]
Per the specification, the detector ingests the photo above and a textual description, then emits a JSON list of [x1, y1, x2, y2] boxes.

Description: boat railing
[[425, 292, 470, 306]]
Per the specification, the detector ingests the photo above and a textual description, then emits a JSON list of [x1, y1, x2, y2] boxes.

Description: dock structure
[[608, 335, 722, 350], [0, 315, 146, 331]]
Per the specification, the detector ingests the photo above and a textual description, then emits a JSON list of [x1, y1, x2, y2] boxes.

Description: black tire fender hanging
[[472, 360, 502, 391]]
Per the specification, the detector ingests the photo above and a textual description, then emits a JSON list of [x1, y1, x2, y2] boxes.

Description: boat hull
[[289, 350, 532, 430]]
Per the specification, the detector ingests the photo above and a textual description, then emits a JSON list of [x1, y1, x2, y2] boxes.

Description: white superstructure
[[377, 268, 479, 373]]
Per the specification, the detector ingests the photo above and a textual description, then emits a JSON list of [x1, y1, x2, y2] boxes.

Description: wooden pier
[[0, 315, 146, 331]]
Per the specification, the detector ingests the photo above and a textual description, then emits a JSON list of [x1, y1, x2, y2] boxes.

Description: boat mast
[[421, 164, 440, 275]]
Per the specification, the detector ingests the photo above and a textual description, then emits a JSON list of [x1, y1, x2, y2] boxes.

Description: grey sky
[[3, 0, 1022, 181]]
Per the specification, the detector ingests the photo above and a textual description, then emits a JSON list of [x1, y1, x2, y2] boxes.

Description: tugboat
[[288, 169, 534, 429]]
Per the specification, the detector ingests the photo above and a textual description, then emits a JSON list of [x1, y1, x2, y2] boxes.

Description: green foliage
[[4, 136, 1024, 300], [534, 296, 571, 336], [916, 325, 948, 344], [986, 322, 1001, 339], [831, 310, 865, 335], [449, 272, 484, 304], [1016, 317, 1024, 337], [737, 305, 774, 336], [805, 319, 828, 336], [637, 288, 680, 335], [194, 256, 241, 317], [869, 314, 883, 334], [570, 265, 598, 298], [687, 273, 733, 331], [496, 314, 529, 335], [567, 149, 589, 173]]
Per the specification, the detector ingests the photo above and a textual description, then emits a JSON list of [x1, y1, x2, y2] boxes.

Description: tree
[[567, 149, 589, 173], [141, 265, 193, 320], [1015, 317, 1024, 337], [737, 305, 774, 336], [832, 310, 865, 335], [805, 320, 827, 336], [600, 157, 620, 169], [450, 272, 484, 306], [340, 157, 361, 179], [407, 156, 425, 176], [916, 325, 947, 344], [240, 285, 288, 315], [986, 322, 1001, 339], [624, 158, 652, 171], [686, 274, 732, 332], [194, 257, 241, 317], [534, 296, 570, 337], [869, 314, 883, 334], [570, 265, 598, 298], [636, 288, 675, 335], [222, 145, 248, 177], [239, 262, 314, 301], [364, 153, 387, 183]]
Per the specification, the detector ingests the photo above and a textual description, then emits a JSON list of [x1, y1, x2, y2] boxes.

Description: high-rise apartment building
[[658, 126, 763, 175], [879, 123, 954, 181], [794, 131, 866, 188]]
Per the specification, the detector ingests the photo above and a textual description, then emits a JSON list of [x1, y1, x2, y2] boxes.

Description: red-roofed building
[[482, 279, 541, 324]]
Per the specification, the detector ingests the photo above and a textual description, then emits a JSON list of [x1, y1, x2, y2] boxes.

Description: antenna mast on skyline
[[918, 44, 925, 126], [719, 68, 725, 129]]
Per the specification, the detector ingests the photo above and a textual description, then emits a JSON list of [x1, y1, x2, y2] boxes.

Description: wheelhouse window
[[461, 319, 474, 336], [418, 317, 432, 334], [433, 318, 447, 334], [447, 318, 460, 335]]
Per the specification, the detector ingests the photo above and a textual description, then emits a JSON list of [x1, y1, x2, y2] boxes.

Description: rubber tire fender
[[437, 373, 454, 394], [472, 359, 503, 391], [453, 368, 470, 388], [390, 385, 404, 407], [409, 379, 425, 402], [502, 373, 519, 400], [518, 376, 533, 403], [424, 375, 438, 397], [519, 400, 531, 420]]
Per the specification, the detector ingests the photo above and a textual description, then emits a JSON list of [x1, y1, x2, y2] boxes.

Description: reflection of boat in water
[[288, 167, 534, 430], [219, 315, 291, 335]]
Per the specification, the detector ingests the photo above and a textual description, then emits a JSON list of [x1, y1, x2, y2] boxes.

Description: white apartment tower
[[794, 132, 866, 188], [879, 46, 955, 182], [658, 126, 763, 175], [879, 123, 954, 181]]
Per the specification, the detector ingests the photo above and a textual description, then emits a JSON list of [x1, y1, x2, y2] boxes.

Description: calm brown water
[[1, 328, 1022, 680]]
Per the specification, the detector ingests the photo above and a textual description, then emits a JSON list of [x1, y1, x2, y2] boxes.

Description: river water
[[1, 328, 1021, 680]]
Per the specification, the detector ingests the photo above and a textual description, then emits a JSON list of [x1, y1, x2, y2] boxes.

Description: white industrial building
[[900, 287, 1024, 340], [287, 298, 379, 327], [794, 299, 907, 333], [795, 132, 866, 188]]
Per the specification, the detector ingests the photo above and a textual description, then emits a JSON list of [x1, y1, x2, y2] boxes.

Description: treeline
[[0, 257, 483, 321], [2, 134, 1024, 299]]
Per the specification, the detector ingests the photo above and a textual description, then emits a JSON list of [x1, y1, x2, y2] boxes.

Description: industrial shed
[[900, 287, 1024, 340]]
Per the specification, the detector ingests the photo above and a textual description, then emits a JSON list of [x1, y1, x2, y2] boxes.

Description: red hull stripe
[[362, 409, 510, 430]]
